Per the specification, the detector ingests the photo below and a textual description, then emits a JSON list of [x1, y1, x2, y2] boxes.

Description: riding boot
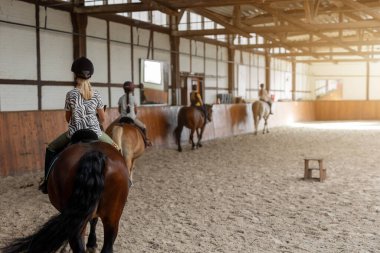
[[269, 102, 273, 115], [38, 148, 57, 194], [141, 128, 152, 147]]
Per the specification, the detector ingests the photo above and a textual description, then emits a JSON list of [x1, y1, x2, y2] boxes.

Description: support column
[[170, 16, 180, 105], [366, 61, 370, 100], [71, 13, 87, 59], [292, 60, 296, 101], [36, 0, 41, 110], [227, 47, 235, 95], [265, 52, 271, 91]]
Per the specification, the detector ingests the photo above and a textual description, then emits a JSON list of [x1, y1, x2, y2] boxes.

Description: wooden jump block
[[304, 158, 326, 182]]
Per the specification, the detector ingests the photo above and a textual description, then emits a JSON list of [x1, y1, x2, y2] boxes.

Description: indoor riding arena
[[0, 1, 379, 252]]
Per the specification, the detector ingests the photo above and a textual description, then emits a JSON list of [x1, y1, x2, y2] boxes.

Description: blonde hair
[[76, 78, 93, 100]]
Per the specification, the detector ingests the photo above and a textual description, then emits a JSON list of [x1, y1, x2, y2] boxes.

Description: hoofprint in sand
[[1, 123, 379, 252]]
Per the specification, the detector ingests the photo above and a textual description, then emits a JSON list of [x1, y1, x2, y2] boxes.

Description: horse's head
[[205, 104, 213, 122]]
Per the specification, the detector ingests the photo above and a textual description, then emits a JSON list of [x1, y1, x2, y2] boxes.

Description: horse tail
[[2, 151, 106, 253], [113, 125, 124, 150]]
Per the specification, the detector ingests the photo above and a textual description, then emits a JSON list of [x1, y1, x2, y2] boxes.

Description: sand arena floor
[[0, 122, 379, 252]]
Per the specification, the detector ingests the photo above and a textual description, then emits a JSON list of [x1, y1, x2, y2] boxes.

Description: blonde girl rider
[[39, 57, 117, 193]]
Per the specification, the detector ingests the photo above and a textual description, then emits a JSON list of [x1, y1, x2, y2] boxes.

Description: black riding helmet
[[71, 57, 94, 79]]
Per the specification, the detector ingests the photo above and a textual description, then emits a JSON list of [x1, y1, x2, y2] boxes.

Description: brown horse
[[252, 100, 271, 135], [174, 104, 213, 152], [2, 136, 129, 253], [106, 119, 145, 182]]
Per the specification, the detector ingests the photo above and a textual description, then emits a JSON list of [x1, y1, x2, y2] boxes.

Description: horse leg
[[100, 219, 120, 253], [254, 117, 258, 135], [190, 129, 196, 150], [86, 218, 98, 253], [197, 126, 205, 148], [175, 125, 183, 152], [264, 117, 269, 133], [126, 157, 134, 184]]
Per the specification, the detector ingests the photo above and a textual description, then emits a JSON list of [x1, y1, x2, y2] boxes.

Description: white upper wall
[[110, 22, 131, 43], [309, 62, 367, 100], [0, 0, 36, 80], [0, 0, 35, 25]]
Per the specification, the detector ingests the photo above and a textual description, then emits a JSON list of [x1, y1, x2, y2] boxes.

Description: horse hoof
[[198, 144, 202, 148], [86, 247, 97, 253], [178, 148, 182, 152]]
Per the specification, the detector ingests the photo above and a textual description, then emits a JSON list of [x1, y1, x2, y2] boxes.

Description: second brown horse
[[174, 104, 213, 152]]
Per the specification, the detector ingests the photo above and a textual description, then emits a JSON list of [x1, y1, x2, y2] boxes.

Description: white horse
[[252, 100, 271, 135]]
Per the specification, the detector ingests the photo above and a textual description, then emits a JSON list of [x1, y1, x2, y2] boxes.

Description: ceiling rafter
[[191, 8, 251, 38], [17, 0, 380, 62], [74, 2, 179, 16], [256, 3, 366, 59]]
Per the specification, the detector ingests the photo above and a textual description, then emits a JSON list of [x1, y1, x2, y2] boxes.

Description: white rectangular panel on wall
[[205, 77, 217, 88], [154, 32, 170, 50], [0, 24, 37, 80], [95, 87, 110, 107], [238, 64, 249, 98], [154, 50, 171, 63], [87, 17, 107, 38], [39, 7, 72, 32], [110, 87, 124, 108], [250, 66, 259, 88], [342, 77, 366, 100], [41, 86, 72, 110], [218, 76, 228, 89], [1, 0, 35, 25], [110, 42, 132, 84], [205, 59, 217, 76], [110, 22, 131, 43], [133, 27, 150, 46], [40, 31, 73, 81], [87, 38, 108, 83], [180, 54, 190, 72], [218, 47, 228, 62], [205, 44, 216, 59], [205, 89, 217, 104], [258, 55, 265, 67], [192, 56, 204, 74], [369, 62, 380, 100], [310, 62, 366, 76], [191, 41, 204, 57], [234, 50, 241, 63], [180, 38, 190, 54], [0, 85, 38, 111], [241, 52, 250, 65], [369, 77, 380, 100]]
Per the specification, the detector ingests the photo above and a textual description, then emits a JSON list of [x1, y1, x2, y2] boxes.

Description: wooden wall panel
[[315, 101, 380, 120], [0, 102, 315, 177]]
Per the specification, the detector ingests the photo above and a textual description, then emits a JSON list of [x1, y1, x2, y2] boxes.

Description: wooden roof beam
[[191, 9, 251, 38], [257, 4, 364, 58], [235, 39, 380, 49], [154, 0, 293, 9], [74, 2, 179, 16]]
